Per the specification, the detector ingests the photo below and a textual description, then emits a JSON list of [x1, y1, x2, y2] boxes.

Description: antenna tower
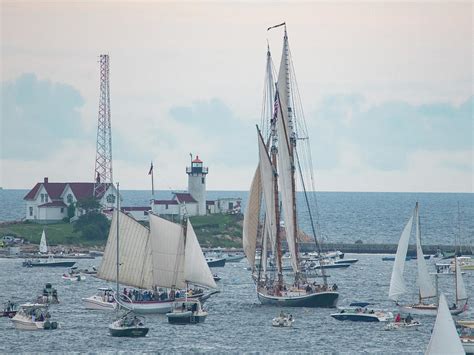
[[93, 54, 113, 197]]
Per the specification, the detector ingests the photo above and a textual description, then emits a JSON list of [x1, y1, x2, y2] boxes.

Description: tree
[[76, 197, 101, 213], [67, 203, 76, 220], [73, 211, 110, 241]]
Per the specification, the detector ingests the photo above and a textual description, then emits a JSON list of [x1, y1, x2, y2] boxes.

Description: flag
[[148, 162, 153, 175]]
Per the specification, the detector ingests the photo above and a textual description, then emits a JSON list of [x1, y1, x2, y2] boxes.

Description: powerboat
[[205, 257, 226, 267], [36, 283, 59, 304], [82, 287, 116, 310], [23, 256, 76, 268], [331, 302, 393, 322], [10, 303, 59, 330], [384, 314, 421, 331], [166, 299, 208, 324], [272, 312, 294, 327], [108, 311, 149, 337]]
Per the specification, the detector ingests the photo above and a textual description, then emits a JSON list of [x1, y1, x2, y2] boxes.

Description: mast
[[283, 26, 300, 273], [115, 182, 120, 299], [271, 122, 283, 285]]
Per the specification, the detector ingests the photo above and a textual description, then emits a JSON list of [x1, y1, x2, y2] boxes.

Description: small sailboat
[[243, 23, 338, 309], [388, 203, 468, 316], [22, 230, 76, 268], [425, 293, 465, 355]]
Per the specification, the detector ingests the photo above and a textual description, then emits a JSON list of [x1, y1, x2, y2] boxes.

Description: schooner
[[243, 24, 339, 308]]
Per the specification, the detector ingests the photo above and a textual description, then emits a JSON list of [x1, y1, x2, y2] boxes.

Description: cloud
[[1, 73, 86, 160], [311, 95, 473, 172]]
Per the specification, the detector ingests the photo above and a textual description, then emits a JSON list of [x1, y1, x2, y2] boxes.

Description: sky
[[1, 1, 472, 192]]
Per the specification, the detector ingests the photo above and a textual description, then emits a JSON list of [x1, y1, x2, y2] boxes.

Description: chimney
[[44, 177, 49, 184]]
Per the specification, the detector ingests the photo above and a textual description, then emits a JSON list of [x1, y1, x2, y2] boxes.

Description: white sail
[[415, 205, 436, 300], [184, 220, 217, 289], [149, 214, 186, 289], [243, 166, 262, 270], [97, 210, 154, 289], [39, 230, 48, 254], [275, 70, 298, 272], [455, 257, 468, 302], [388, 213, 413, 301], [425, 293, 465, 355], [258, 129, 277, 269]]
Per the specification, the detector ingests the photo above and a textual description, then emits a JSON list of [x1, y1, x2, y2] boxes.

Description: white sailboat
[[39, 230, 48, 254], [389, 202, 468, 316], [425, 293, 465, 355], [86, 210, 217, 314], [243, 23, 338, 308]]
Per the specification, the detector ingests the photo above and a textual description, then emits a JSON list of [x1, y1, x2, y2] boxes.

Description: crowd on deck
[[121, 287, 204, 302]]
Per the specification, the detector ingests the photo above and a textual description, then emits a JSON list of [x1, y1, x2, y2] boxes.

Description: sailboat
[[107, 183, 149, 337], [243, 23, 338, 308], [89, 208, 218, 314], [389, 202, 468, 316], [22, 230, 76, 268], [425, 293, 465, 355]]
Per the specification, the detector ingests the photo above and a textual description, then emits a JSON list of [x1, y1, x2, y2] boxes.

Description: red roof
[[174, 193, 197, 203], [38, 201, 67, 208], [24, 182, 111, 201], [192, 155, 203, 163], [153, 200, 179, 205]]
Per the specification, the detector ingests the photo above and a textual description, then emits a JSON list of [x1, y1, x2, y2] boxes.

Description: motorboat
[[331, 302, 393, 322], [205, 257, 226, 267], [36, 283, 59, 304], [213, 274, 221, 282], [272, 312, 294, 327], [108, 311, 149, 337], [62, 268, 86, 281], [10, 303, 59, 330], [82, 287, 116, 310], [457, 320, 474, 354], [166, 299, 208, 324], [223, 253, 245, 263], [334, 258, 358, 265], [384, 314, 421, 331], [22, 256, 76, 268], [2, 301, 19, 318]]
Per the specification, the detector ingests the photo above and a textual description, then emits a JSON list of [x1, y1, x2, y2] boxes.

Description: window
[[60, 208, 64, 213], [40, 194, 44, 202], [165, 204, 169, 209], [29, 207, 33, 216], [228, 202, 233, 210], [67, 194, 73, 204], [44, 195, 48, 203], [106, 194, 116, 204]]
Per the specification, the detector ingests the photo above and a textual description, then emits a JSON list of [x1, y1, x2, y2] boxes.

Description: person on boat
[[191, 302, 198, 313], [289, 314, 293, 321], [279, 310, 285, 318], [405, 313, 413, 324], [395, 313, 401, 323], [181, 303, 186, 312], [451, 303, 457, 310], [332, 283, 338, 291]]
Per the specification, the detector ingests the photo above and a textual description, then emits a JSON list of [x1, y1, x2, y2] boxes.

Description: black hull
[[23, 261, 76, 267], [109, 327, 149, 337], [207, 259, 226, 267], [257, 291, 339, 308], [167, 314, 207, 325]]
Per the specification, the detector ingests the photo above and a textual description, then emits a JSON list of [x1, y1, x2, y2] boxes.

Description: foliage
[[73, 211, 110, 240], [67, 202, 76, 219], [76, 197, 101, 213]]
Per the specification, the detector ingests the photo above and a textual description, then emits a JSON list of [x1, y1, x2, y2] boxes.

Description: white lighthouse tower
[[186, 155, 208, 216]]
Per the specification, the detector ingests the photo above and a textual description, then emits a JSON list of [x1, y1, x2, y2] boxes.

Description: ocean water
[[0, 255, 473, 353], [1, 189, 473, 245]]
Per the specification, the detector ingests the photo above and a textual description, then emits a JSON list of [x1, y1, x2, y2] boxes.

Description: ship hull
[[23, 261, 76, 268], [257, 291, 338, 308]]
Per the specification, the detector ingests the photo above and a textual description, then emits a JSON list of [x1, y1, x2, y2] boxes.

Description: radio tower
[[93, 54, 113, 198]]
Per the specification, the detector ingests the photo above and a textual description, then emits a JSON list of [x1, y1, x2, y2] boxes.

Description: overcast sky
[[1, 1, 472, 192]]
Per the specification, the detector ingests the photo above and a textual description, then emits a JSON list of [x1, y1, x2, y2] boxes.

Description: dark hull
[[109, 327, 149, 337], [257, 291, 339, 308], [1, 311, 17, 318], [314, 264, 350, 269], [207, 258, 226, 267], [331, 313, 380, 322], [167, 313, 207, 324], [23, 261, 76, 267]]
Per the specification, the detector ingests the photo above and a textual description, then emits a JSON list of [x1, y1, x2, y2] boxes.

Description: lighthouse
[[186, 155, 208, 216]]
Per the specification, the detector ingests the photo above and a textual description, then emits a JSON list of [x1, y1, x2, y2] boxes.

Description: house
[[24, 177, 118, 223]]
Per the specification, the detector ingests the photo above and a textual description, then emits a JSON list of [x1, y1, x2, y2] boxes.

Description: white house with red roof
[[24, 177, 118, 223]]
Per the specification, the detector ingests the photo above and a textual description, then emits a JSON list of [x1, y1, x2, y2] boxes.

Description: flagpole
[[151, 163, 155, 198]]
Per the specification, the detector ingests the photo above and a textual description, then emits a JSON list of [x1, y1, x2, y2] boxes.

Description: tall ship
[[243, 23, 339, 308]]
